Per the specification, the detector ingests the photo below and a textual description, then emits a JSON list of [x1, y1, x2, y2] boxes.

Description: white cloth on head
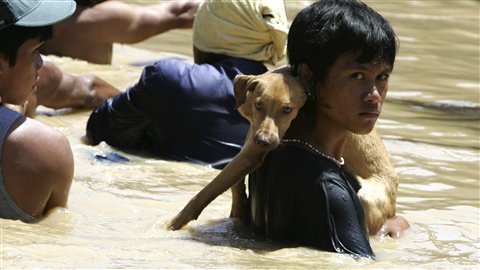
[[193, 0, 288, 65]]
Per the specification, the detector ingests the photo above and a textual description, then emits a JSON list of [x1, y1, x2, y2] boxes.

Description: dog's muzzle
[[254, 133, 279, 150]]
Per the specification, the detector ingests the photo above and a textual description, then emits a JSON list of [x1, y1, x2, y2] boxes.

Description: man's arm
[[298, 171, 375, 258], [26, 58, 120, 117], [325, 179, 375, 258], [2, 117, 74, 218], [41, 1, 198, 64], [72, 1, 198, 44]]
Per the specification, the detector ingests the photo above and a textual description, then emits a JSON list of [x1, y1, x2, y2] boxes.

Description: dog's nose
[[255, 134, 273, 148]]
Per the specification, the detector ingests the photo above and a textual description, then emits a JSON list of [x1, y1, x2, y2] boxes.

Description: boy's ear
[[297, 63, 315, 100], [233, 74, 256, 108], [297, 63, 313, 79]]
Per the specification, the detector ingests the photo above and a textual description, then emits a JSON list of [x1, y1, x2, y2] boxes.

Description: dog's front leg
[[230, 180, 247, 220], [167, 140, 264, 230], [229, 143, 268, 221]]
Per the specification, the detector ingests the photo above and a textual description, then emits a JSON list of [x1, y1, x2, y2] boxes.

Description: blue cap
[[0, 0, 76, 30]]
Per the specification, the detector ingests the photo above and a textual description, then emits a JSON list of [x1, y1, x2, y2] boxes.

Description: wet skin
[[0, 38, 44, 105]]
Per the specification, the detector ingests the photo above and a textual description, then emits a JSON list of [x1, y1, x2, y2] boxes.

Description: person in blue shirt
[[85, 0, 288, 168], [247, 0, 408, 258]]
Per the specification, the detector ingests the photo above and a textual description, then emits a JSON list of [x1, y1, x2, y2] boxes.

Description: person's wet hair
[[0, 25, 52, 66], [288, 0, 398, 83], [75, 0, 105, 7]]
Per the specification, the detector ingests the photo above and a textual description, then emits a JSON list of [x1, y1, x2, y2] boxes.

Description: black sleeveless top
[[247, 143, 374, 258]]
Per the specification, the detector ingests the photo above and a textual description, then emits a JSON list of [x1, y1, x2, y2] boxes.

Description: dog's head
[[234, 67, 307, 150]]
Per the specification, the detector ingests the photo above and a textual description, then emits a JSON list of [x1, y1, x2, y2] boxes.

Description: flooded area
[[1, 1, 479, 269]]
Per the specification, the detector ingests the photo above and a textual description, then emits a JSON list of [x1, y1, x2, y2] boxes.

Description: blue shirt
[[86, 56, 267, 167]]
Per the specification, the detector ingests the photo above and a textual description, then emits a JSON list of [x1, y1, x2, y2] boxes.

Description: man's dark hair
[[75, 0, 105, 7], [0, 25, 52, 66], [288, 0, 398, 83]]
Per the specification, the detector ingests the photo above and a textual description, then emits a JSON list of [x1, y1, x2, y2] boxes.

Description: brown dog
[[167, 66, 307, 230], [167, 67, 398, 235]]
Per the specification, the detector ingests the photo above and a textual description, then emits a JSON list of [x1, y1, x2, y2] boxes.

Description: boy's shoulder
[[4, 117, 73, 180]]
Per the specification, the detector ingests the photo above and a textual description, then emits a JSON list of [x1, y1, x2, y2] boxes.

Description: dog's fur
[[168, 66, 398, 235], [343, 131, 398, 233], [168, 67, 307, 230]]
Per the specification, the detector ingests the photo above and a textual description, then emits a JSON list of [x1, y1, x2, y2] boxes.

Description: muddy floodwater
[[1, 1, 479, 269]]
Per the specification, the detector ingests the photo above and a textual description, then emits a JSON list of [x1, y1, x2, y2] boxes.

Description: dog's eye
[[255, 101, 262, 110], [283, 107, 292, 113]]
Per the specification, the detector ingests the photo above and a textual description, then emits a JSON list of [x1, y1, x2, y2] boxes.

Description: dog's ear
[[233, 74, 256, 108]]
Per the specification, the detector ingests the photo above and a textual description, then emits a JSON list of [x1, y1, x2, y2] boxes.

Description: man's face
[[0, 38, 44, 105], [315, 52, 392, 134]]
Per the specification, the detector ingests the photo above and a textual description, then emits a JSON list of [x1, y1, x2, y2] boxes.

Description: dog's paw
[[167, 215, 189, 231], [229, 204, 245, 220], [167, 205, 197, 231], [357, 178, 396, 235]]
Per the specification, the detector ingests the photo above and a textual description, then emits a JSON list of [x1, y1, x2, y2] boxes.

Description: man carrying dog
[[246, 0, 409, 258]]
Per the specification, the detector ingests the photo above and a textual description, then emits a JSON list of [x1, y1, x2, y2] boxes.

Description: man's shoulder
[[269, 144, 320, 165], [142, 58, 194, 81], [5, 118, 73, 167], [266, 144, 342, 179], [9, 117, 64, 139], [141, 58, 231, 89], [148, 58, 219, 76], [3, 117, 73, 184]]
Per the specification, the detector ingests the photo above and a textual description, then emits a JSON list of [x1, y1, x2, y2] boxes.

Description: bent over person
[[86, 0, 288, 168], [0, 0, 75, 222]]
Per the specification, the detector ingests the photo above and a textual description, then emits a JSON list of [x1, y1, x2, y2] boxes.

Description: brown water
[[1, 1, 479, 269]]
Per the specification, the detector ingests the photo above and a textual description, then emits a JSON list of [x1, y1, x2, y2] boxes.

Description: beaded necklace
[[282, 138, 345, 167]]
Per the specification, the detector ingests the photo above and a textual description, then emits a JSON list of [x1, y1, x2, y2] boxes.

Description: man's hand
[[377, 215, 410, 239]]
